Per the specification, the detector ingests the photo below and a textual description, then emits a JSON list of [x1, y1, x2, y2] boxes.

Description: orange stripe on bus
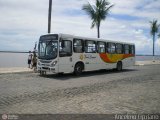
[[99, 53, 134, 63], [123, 54, 134, 58], [99, 53, 113, 63]]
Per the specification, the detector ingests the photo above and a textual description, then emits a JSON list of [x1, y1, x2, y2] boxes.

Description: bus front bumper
[[37, 65, 58, 73]]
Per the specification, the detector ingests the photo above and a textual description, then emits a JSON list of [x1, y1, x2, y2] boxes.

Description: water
[[0, 52, 160, 68], [0, 53, 28, 68], [136, 55, 160, 61]]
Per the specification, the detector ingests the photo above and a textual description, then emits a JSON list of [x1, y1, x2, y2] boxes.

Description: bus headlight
[[38, 61, 41, 65], [51, 61, 57, 66]]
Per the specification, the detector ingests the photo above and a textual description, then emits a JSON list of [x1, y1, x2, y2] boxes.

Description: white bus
[[37, 33, 135, 75]]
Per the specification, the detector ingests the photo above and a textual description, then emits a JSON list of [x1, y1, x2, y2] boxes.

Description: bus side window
[[85, 40, 96, 53], [124, 44, 130, 54], [107, 42, 116, 54], [73, 39, 83, 53], [116, 43, 123, 54], [97, 41, 106, 53], [59, 40, 72, 57], [129, 45, 135, 54], [133, 45, 135, 54]]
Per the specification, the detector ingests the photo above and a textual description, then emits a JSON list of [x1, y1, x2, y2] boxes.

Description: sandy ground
[[0, 67, 32, 74], [0, 60, 160, 74], [135, 60, 160, 65]]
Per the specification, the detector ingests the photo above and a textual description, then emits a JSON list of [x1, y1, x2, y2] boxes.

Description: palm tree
[[149, 19, 160, 56], [82, 0, 113, 38]]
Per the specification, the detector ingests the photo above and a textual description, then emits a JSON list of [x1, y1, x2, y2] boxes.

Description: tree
[[149, 19, 160, 56], [82, 0, 113, 38]]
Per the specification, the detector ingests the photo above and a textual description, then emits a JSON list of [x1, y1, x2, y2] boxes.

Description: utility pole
[[48, 0, 52, 33]]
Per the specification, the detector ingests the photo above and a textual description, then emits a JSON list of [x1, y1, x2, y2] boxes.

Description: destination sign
[[40, 34, 58, 41]]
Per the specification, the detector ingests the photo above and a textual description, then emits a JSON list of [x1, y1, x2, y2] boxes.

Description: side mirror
[[59, 38, 65, 48], [61, 41, 65, 48]]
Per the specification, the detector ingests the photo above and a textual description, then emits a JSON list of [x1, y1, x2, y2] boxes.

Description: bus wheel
[[117, 62, 122, 71], [74, 63, 83, 76]]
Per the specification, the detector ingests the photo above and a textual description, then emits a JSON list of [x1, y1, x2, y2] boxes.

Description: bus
[[37, 33, 135, 75]]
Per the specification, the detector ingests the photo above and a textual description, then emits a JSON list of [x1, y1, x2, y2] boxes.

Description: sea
[[0, 52, 160, 68]]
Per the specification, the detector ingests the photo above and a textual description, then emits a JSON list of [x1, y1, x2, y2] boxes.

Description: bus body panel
[[37, 33, 135, 74], [58, 35, 74, 73]]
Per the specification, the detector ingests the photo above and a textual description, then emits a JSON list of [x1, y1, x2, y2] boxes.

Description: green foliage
[[150, 19, 159, 36], [82, 0, 113, 38]]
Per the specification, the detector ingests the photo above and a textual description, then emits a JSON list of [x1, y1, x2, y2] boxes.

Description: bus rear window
[[124, 44, 130, 54], [129, 45, 135, 54]]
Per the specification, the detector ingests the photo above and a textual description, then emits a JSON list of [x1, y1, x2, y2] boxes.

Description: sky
[[0, 0, 160, 55]]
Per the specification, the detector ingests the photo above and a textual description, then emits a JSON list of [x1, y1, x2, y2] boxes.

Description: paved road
[[0, 65, 160, 113]]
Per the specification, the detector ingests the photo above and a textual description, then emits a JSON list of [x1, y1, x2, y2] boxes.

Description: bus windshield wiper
[[46, 40, 53, 47]]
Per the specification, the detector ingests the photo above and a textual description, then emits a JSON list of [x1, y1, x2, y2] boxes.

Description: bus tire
[[116, 61, 122, 71], [74, 63, 83, 76]]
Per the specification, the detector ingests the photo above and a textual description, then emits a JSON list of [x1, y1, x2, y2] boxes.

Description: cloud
[[0, 0, 160, 55], [156, 38, 160, 52]]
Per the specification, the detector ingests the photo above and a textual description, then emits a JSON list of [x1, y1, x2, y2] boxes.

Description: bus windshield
[[38, 40, 58, 60]]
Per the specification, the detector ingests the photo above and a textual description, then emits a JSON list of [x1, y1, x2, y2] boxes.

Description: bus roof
[[41, 33, 135, 45]]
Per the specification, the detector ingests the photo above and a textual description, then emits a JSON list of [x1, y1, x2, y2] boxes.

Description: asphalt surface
[[0, 65, 160, 114]]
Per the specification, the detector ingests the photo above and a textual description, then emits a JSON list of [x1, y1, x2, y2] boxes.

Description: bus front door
[[58, 40, 73, 73]]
